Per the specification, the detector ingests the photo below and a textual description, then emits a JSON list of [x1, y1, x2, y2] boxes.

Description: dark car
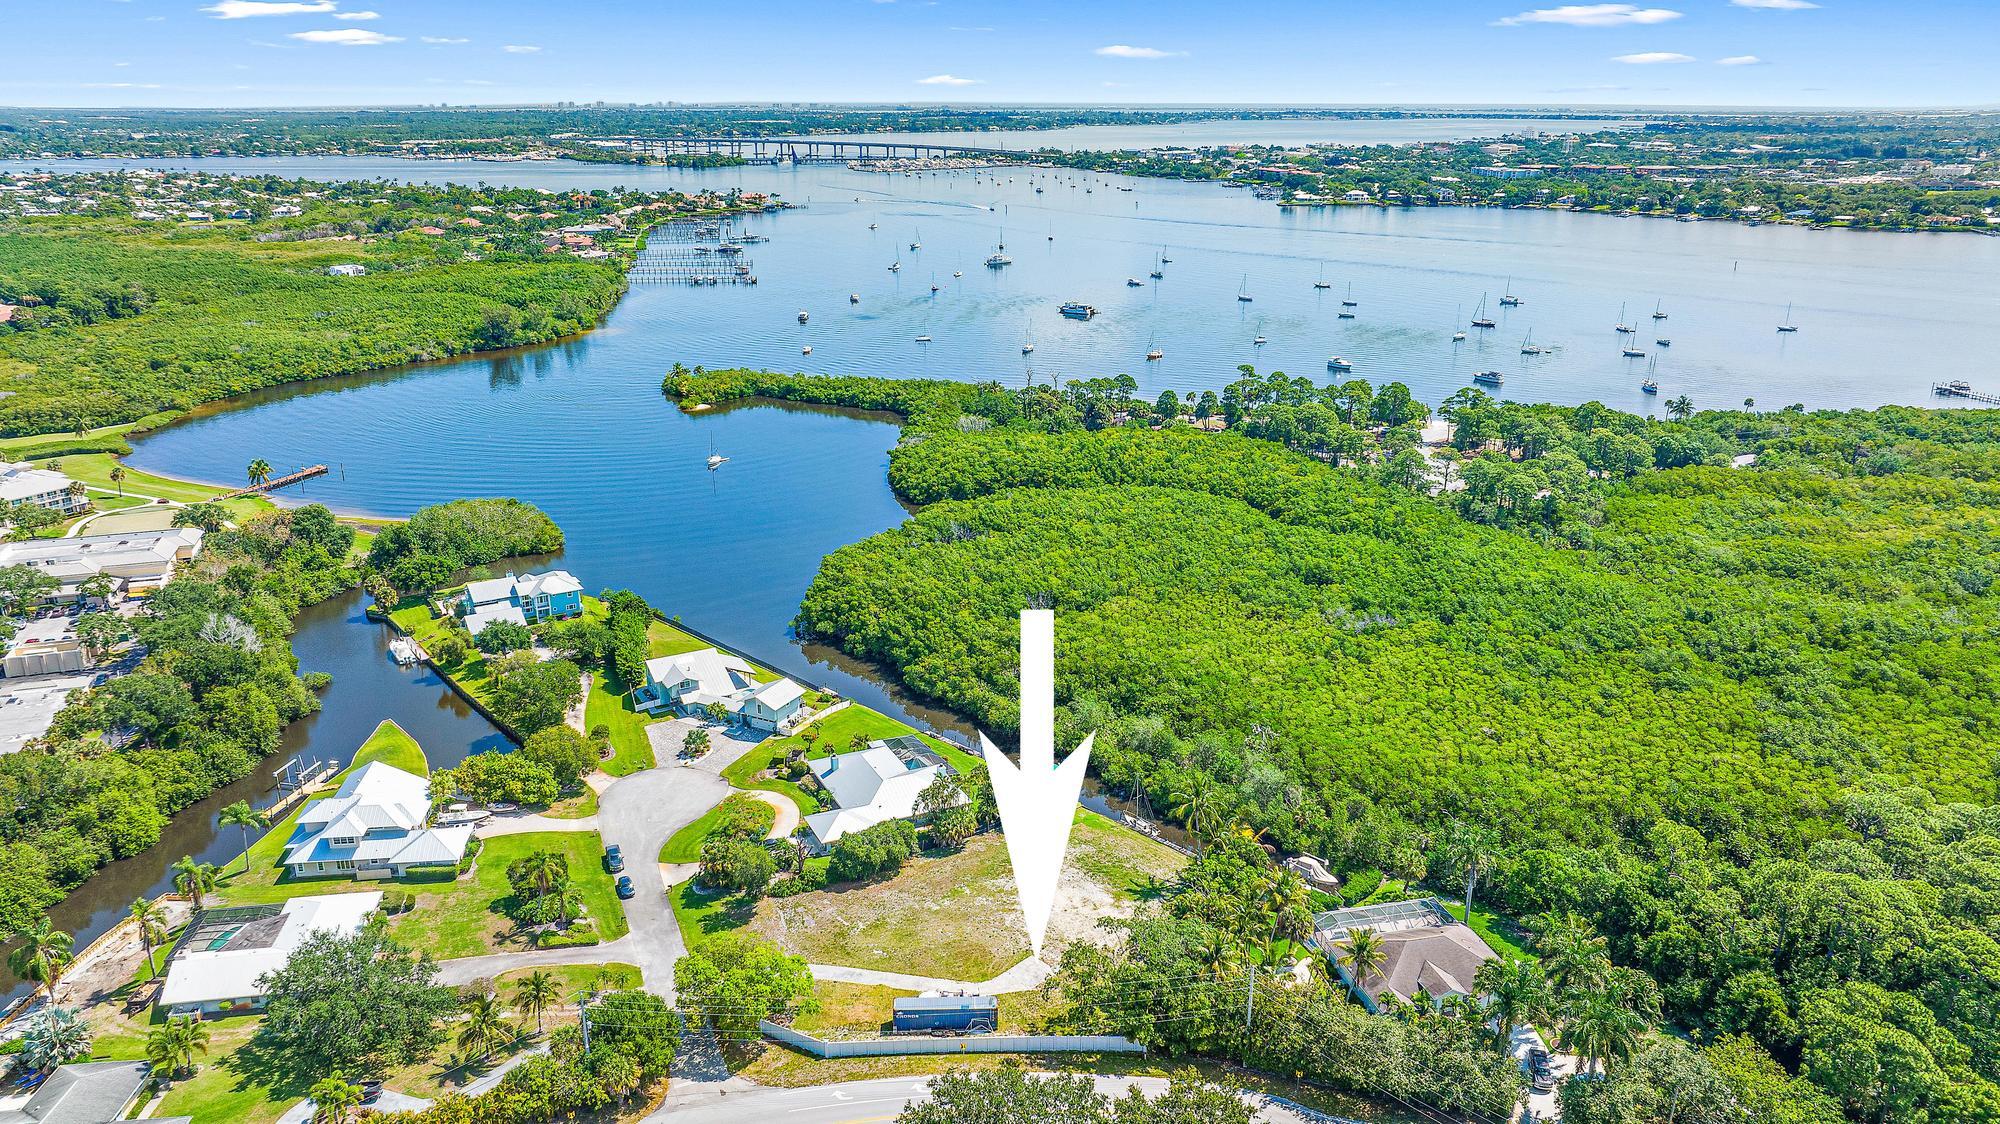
[[615, 875, 635, 899], [359, 1080, 385, 1104], [604, 844, 625, 873]]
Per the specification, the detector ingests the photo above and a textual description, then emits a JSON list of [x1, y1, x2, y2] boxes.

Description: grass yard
[[673, 812, 1184, 980], [646, 618, 712, 658], [1441, 900, 1535, 963], [385, 830, 629, 959], [217, 720, 429, 905], [658, 792, 776, 864], [48, 451, 273, 522], [389, 597, 504, 713], [719, 702, 979, 817], [586, 668, 658, 775]]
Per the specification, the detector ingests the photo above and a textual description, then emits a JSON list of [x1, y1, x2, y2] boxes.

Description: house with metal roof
[[803, 735, 962, 850], [159, 893, 382, 1017], [0, 1060, 160, 1124], [1311, 897, 1500, 1014], [454, 569, 583, 635], [634, 647, 806, 732], [0, 526, 203, 604], [281, 761, 470, 879]]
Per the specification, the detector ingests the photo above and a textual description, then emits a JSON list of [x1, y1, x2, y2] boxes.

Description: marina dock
[[1933, 381, 2000, 405]]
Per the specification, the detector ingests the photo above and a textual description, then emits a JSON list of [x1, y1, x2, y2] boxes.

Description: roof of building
[[283, 761, 467, 869], [1312, 898, 1499, 1007], [0, 463, 75, 505], [894, 995, 998, 1013], [462, 570, 581, 609], [746, 677, 804, 711], [0, 527, 203, 585], [803, 739, 959, 845], [0, 1061, 151, 1124], [159, 893, 382, 1008], [643, 647, 755, 704], [462, 602, 527, 636]]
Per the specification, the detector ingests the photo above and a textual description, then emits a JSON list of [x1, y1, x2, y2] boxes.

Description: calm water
[[790, 116, 1635, 151], [24, 148, 2000, 991]]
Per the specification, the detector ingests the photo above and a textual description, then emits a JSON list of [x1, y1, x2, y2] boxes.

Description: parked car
[[615, 875, 635, 899], [604, 844, 625, 873]]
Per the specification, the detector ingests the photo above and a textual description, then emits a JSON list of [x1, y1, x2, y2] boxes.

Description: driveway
[[646, 717, 768, 776], [595, 759, 736, 1002]]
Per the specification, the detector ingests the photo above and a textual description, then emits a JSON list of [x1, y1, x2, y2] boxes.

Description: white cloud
[[421, 36, 470, 44], [204, 1, 336, 17], [1094, 44, 1184, 58], [1612, 50, 1695, 63], [1495, 4, 1682, 27], [1731, 0, 1817, 8], [916, 74, 980, 86], [288, 27, 401, 45], [501, 44, 541, 53], [1716, 54, 1764, 65], [333, 9, 380, 19]]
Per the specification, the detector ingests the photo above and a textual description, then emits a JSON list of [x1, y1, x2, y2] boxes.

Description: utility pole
[[576, 991, 592, 1052], [1244, 962, 1256, 1029]]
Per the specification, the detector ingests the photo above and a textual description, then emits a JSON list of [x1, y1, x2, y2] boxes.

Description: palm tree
[[129, 898, 170, 979], [246, 459, 272, 487], [456, 992, 511, 1062], [1260, 870, 1313, 959], [1535, 912, 1611, 993], [1439, 819, 1497, 919], [219, 801, 264, 874], [1335, 926, 1388, 1002], [172, 856, 219, 911], [65, 481, 88, 509], [1475, 958, 1553, 1048], [109, 465, 126, 497], [1559, 988, 1646, 1074], [20, 1006, 91, 1071], [512, 970, 560, 1034], [517, 850, 566, 896], [1666, 395, 1694, 422], [8, 916, 75, 1004], [145, 1015, 211, 1079], [1166, 774, 1223, 856], [548, 881, 583, 927], [309, 1078, 363, 1124]]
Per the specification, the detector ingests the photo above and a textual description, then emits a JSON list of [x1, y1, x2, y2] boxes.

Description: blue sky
[[2, 0, 1994, 109]]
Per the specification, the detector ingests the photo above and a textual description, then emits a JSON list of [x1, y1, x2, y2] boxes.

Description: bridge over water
[[594, 135, 1039, 165]]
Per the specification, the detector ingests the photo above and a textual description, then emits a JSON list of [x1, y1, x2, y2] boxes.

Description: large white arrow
[[983, 609, 1093, 961]]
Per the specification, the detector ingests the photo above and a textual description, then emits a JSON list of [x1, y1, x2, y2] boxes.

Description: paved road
[[653, 1074, 1325, 1124], [595, 760, 736, 1002]]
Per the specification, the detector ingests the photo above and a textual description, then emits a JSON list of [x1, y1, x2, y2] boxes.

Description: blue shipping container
[[892, 994, 998, 1033]]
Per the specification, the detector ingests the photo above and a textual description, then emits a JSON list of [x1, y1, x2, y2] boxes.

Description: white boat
[[1146, 348, 1164, 361], [1022, 318, 1035, 354], [1655, 338, 1671, 347], [1327, 356, 1353, 372], [888, 260, 901, 272], [1622, 346, 1646, 358], [1520, 330, 1544, 356], [801, 345, 813, 355], [435, 804, 492, 828], [1471, 294, 1495, 329], [1127, 278, 1143, 287], [953, 270, 963, 278], [910, 230, 922, 251], [706, 436, 726, 471], [868, 222, 877, 230], [1253, 335, 1268, 345], [1314, 263, 1332, 290], [849, 293, 860, 304], [389, 636, 420, 666], [797, 310, 809, 323], [1615, 302, 1635, 334], [1236, 274, 1253, 302], [1473, 370, 1504, 386], [1652, 300, 1668, 321], [1341, 282, 1358, 308], [1778, 302, 1799, 333], [915, 335, 932, 343]]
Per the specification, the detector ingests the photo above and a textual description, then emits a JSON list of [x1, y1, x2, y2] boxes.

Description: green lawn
[[585, 668, 658, 775], [385, 831, 628, 959], [216, 720, 429, 905], [389, 597, 503, 712], [492, 961, 642, 998], [647, 618, 712, 658], [1441, 899, 1535, 964], [658, 792, 776, 864], [721, 703, 979, 817], [47, 451, 272, 522]]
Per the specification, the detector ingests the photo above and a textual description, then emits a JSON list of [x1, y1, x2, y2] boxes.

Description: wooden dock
[[218, 464, 329, 500], [1933, 382, 2000, 405]]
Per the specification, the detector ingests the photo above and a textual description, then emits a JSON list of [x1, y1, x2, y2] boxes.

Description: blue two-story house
[[456, 570, 584, 635]]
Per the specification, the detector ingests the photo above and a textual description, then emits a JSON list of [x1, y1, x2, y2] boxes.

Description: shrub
[[439, 752, 559, 807], [828, 820, 918, 884], [472, 619, 532, 655], [698, 837, 776, 897]]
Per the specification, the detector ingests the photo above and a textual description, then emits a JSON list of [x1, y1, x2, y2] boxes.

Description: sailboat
[[1471, 295, 1496, 329], [1452, 305, 1467, 342], [1145, 331, 1163, 361], [706, 436, 727, 470], [1314, 263, 1332, 290], [1150, 249, 1165, 280], [1642, 354, 1660, 393], [797, 309, 809, 324], [1499, 279, 1522, 307], [1520, 330, 1544, 356], [1341, 282, 1358, 308], [1237, 274, 1253, 303], [985, 225, 1011, 268], [910, 229, 922, 252], [1615, 303, 1635, 334], [1777, 303, 1799, 333], [1651, 299, 1668, 321], [887, 257, 901, 273], [929, 273, 940, 293], [1021, 318, 1035, 355]]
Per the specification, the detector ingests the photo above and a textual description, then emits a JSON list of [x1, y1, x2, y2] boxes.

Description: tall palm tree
[[1335, 926, 1389, 1002], [1166, 774, 1223, 856], [1666, 395, 1694, 422], [129, 898, 170, 979], [456, 992, 511, 1062], [246, 459, 272, 487], [109, 465, 126, 497], [1475, 958, 1553, 1048], [548, 881, 583, 927], [1559, 988, 1646, 1074], [517, 850, 566, 896], [1260, 871, 1313, 960], [1535, 911, 1611, 993], [172, 856, 219, 911], [1439, 820, 1497, 919], [309, 1078, 362, 1124], [512, 970, 560, 1034], [218, 801, 264, 874], [7, 917, 75, 1004], [20, 1006, 91, 1071], [145, 1015, 211, 1078]]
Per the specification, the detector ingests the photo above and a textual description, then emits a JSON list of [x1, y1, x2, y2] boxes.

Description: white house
[[281, 761, 470, 879], [634, 646, 807, 732], [455, 569, 583, 635], [159, 893, 382, 1017], [802, 735, 962, 849], [326, 263, 367, 277], [0, 526, 203, 604], [1311, 898, 1500, 1014], [0, 461, 85, 517]]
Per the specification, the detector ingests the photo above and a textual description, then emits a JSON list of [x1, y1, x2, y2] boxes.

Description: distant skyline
[[2, 0, 1995, 110]]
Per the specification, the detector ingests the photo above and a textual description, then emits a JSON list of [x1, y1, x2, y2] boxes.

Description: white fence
[[759, 1020, 1144, 1058]]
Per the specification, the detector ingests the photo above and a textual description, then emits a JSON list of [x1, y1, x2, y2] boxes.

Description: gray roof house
[[0, 1061, 156, 1124], [1311, 898, 1500, 1014]]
